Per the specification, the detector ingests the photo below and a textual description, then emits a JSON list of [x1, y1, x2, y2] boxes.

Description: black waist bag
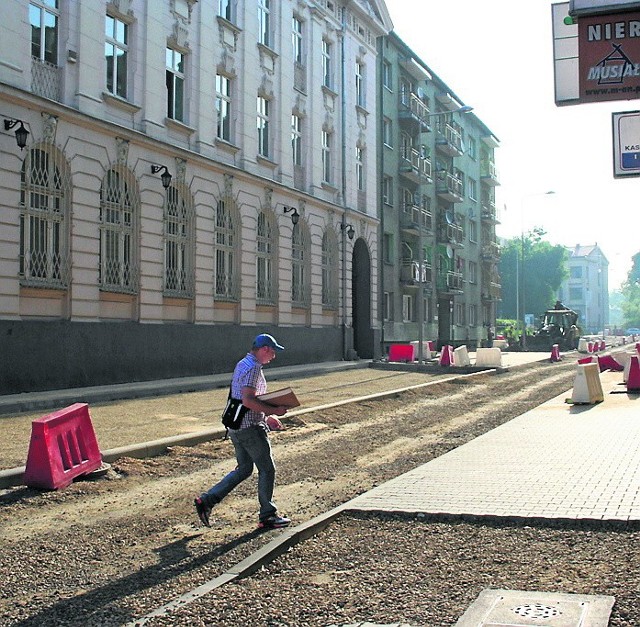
[[221, 388, 248, 430]]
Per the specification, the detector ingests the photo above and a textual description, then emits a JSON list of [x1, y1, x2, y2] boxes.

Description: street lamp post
[[414, 104, 473, 363]]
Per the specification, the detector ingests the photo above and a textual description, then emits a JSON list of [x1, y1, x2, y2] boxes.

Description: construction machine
[[527, 301, 581, 351]]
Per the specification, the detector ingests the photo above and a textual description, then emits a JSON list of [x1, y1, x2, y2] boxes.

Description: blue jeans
[[202, 425, 277, 521]]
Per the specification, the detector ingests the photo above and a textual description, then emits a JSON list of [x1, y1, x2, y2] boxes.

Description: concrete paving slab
[[346, 370, 640, 522]]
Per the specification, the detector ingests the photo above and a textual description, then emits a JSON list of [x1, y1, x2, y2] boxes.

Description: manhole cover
[[455, 589, 615, 627], [513, 603, 561, 619]]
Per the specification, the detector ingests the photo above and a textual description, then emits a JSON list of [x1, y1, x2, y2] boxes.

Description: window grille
[[19, 145, 71, 288], [321, 229, 339, 308], [291, 221, 311, 307], [256, 210, 277, 304], [99, 166, 139, 293], [214, 198, 239, 301], [164, 185, 194, 297]]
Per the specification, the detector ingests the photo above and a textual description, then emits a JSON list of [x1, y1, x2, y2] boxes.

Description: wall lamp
[[341, 223, 355, 240], [151, 164, 172, 189], [4, 118, 30, 150], [283, 205, 299, 225]]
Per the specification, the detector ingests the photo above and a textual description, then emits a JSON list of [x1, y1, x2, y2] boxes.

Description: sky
[[384, 0, 639, 290]]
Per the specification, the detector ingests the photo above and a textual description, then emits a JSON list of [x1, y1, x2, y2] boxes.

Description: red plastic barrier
[[597, 354, 624, 372], [427, 341, 435, 352], [388, 344, 415, 363], [577, 356, 594, 365], [627, 356, 640, 392], [587, 341, 594, 353], [23, 403, 102, 490], [600, 340, 606, 351], [439, 345, 453, 367], [550, 344, 562, 362]]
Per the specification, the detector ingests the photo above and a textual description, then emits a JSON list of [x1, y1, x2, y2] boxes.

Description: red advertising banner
[[579, 11, 640, 102]]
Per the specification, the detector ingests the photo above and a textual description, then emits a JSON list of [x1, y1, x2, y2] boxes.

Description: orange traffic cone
[[627, 355, 640, 392], [550, 344, 561, 362]]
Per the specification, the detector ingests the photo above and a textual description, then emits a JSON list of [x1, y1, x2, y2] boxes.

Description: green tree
[[621, 252, 640, 328], [498, 228, 568, 324]]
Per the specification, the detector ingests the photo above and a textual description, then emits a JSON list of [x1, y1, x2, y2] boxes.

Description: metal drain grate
[[455, 589, 615, 626], [513, 603, 561, 619]]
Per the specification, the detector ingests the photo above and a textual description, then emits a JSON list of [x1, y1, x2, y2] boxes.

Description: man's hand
[[266, 415, 285, 431]]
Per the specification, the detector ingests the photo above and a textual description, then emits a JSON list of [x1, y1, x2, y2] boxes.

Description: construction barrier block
[[577, 356, 594, 365], [388, 344, 415, 363], [577, 337, 589, 353], [453, 345, 471, 367], [439, 344, 453, 367], [409, 341, 431, 360], [550, 344, 562, 362], [23, 403, 102, 490], [475, 347, 502, 368], [571, 363, 604, 405], [623, 351, 636, 383], [427, 341, 435, 353], [597, 353, 624, 372], [627, 355, 640, 392], [587, 341, 594, 353], [600, 340, 606, 351]]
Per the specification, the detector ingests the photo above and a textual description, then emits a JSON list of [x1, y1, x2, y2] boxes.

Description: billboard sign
[[612, 110, 640, 177], [578, 11, 640, 102], [571, 0, 640, 16]]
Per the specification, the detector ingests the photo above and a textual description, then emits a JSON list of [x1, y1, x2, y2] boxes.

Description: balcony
[[400, 153, 433, 183], [481, 241, 501, 261], [399, 92, 431, 131], [435, 122, 464, 157], [31, 57, 62, 102], [435, 171, 464, 203], [436, 270, 463, 294], [400, 260, 433, 286], [480, 159, 500, 186], [437, 219, 464, 247], [482, 276, 502, 301], [481, 199, 499, 224], [401, 203, 433, 234]]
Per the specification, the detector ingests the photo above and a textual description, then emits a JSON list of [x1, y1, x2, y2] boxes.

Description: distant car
[[626, 327, 640, 335]]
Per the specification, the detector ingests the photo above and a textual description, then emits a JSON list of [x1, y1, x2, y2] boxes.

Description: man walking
[[194, 334, 291, 529]]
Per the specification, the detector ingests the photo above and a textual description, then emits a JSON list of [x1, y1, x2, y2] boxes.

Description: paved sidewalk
[[346, 369, 640, 522]]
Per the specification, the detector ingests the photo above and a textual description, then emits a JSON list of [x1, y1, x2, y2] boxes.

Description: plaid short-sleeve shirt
[[231, 352, 267, 429]]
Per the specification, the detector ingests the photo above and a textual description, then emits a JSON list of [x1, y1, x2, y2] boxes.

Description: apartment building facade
[[557, 244, 609, 334], [0, 0, 392, 393], [377, 33, 500, 351]]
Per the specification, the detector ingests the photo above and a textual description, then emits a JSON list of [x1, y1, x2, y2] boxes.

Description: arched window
[[99, 166, 139, 292], [214, 197, 240, 300], [291, 220, 311, 307], [19, 145, 71, 287], [256, 210, 277, 304], [164, 184, 194, 297], [321, 228, 339, 308]]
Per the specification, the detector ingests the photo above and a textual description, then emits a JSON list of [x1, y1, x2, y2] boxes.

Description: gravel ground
[[1, 359, 638, 626], [148, 512, 640, 627]]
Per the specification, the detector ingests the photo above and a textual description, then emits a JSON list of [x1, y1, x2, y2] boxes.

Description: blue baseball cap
[[253, 333, 285, 351]]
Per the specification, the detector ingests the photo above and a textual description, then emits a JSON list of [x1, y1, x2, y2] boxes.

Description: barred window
[[164, 185, 194, 297], [256, 210, 277, 304], [215, 198, 239, 301], [99, 167, 139, 293], [19, 145, 70, 288], [291, 221, 310, 307], [321, 229, 339, 308]]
